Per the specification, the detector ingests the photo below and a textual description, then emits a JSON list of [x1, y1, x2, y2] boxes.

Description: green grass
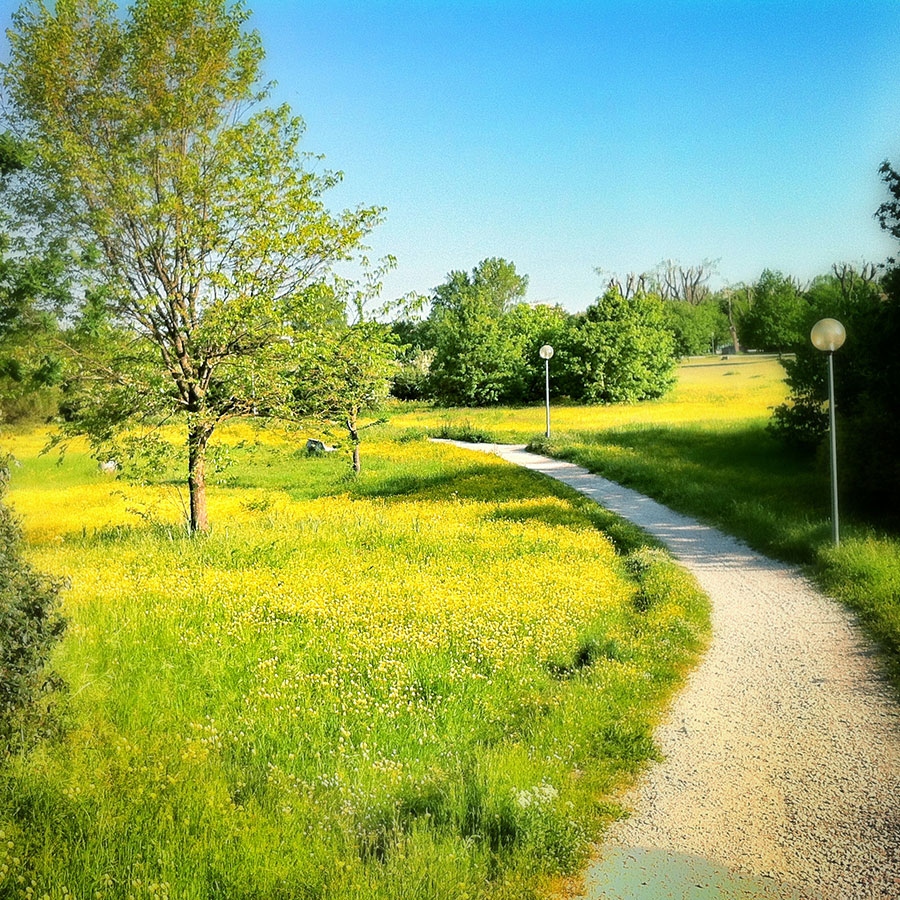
[[392, 356, 900, 690], [0, 429, 708, 900]]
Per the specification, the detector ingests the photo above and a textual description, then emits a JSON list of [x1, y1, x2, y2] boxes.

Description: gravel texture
[[441, 441, 900, 900]]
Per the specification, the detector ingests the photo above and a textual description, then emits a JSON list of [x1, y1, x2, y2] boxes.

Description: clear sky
[[3, 0, 900, 310]]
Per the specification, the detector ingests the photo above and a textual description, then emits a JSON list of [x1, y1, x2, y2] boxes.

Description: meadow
[[397, 355, 900, 688], [0, 427, 708, 900]]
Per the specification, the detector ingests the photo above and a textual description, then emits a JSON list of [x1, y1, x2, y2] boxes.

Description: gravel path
[[439, 441, 900, 900]]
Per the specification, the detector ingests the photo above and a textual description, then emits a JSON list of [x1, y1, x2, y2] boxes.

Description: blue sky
[[3, 0, 900, 310]]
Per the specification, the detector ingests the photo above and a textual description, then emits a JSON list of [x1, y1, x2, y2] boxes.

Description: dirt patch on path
[[439, 442, 900, 900]]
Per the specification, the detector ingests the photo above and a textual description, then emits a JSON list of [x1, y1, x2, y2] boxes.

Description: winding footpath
[[440, 441, 900, 900]]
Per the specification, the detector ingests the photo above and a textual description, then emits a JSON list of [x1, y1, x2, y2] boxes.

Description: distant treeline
[[390, 256, 883, 407]]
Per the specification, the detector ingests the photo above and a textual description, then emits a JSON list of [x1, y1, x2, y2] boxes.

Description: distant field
[[1, 428, 708, 900], [393, 354, 900, 690], [391, 355, 789, 442]]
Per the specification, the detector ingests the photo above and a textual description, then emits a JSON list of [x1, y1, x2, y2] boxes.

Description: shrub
[[0, 472, 66, 753]]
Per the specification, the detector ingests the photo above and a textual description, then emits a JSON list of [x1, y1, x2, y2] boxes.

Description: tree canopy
[[2, 0, 383, 530]]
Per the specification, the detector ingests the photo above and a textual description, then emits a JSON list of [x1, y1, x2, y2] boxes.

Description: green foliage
[[0, 478, 65, 753], [0, 133, 71, 423], [737, 269, 807, 352], [767, 181, 899, 521], [293, 320, 398, 472], [0, 131, 33, 175], [2, 0, 383, 529], [390, 319, 434, 401], [562, 288, 677, 403], [422, 273, 676, 406], [425, 259, 531, 405], [662, 298, 729, 356], [501, 302, 573, 400]]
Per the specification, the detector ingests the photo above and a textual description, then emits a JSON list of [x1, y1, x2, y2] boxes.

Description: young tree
[[293, 321, 397, 474], [2, 0, 382, 531]]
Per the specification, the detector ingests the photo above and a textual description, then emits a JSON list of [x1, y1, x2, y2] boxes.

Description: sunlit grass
[[389, 354, 900, 690], [0, 429, 708, 900]]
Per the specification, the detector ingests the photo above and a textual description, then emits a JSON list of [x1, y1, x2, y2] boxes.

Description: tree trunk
[[188, 424, 211, 533], [347, 413, 360, 475], [725, 299, 741, 354]]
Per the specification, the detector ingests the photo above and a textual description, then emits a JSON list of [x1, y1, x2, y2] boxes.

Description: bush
[[0, 473, 66, 753]]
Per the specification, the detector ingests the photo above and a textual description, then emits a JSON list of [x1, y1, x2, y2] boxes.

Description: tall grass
[[0, 429, 708, 900]]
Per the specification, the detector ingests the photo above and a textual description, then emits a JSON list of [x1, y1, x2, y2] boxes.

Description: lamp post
[[539, 344, 554, 438], [810, 318, 846, 545]]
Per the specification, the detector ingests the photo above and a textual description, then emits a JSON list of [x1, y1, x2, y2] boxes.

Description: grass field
[[0, 428, 708, 900], [396, 355, 900, 689]]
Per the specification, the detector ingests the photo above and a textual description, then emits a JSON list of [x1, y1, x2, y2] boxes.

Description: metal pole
[[827, 351, 839, 546], [544, 358, 550, 438]]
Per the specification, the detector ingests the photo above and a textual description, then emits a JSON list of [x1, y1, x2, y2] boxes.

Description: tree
[[662, 299, 729, 356], [0, 133, 72, 423], [649, 258, 717, 305], [564, 287, 677, 403], [768, 253, 897, 519], [431, 257, 528, 317], [426, 259, 527, 405], [737, 269, 807, 352], [0, 475, 65, 753], [502, 302, 572, 401], [2, 0, 382, 531], [293, 321, 396, 474]]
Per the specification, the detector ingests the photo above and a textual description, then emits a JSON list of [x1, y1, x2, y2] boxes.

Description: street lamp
[[539, 344, 554, 438], [810, 318, 846, 545]]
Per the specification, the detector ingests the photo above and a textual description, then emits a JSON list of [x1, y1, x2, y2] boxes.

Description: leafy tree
[[2, 0, 382, 531], [768, 248, 899, 518], [390, 317, 434, 402], [431, 257, 528, 317], [737, 269, 807, 352], [426, 259, 527, 405], [564, 288, 677, 403], [0, 132, 70, 422], [662, 299, 729, 356], [502, 302, 573, 401], [293, 321, 397, 474]]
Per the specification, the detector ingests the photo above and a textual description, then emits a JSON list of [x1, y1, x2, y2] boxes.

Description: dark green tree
[[0, 475, 65, 754], [737, 270, 807, 352], [768, 256, 897, 519]]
